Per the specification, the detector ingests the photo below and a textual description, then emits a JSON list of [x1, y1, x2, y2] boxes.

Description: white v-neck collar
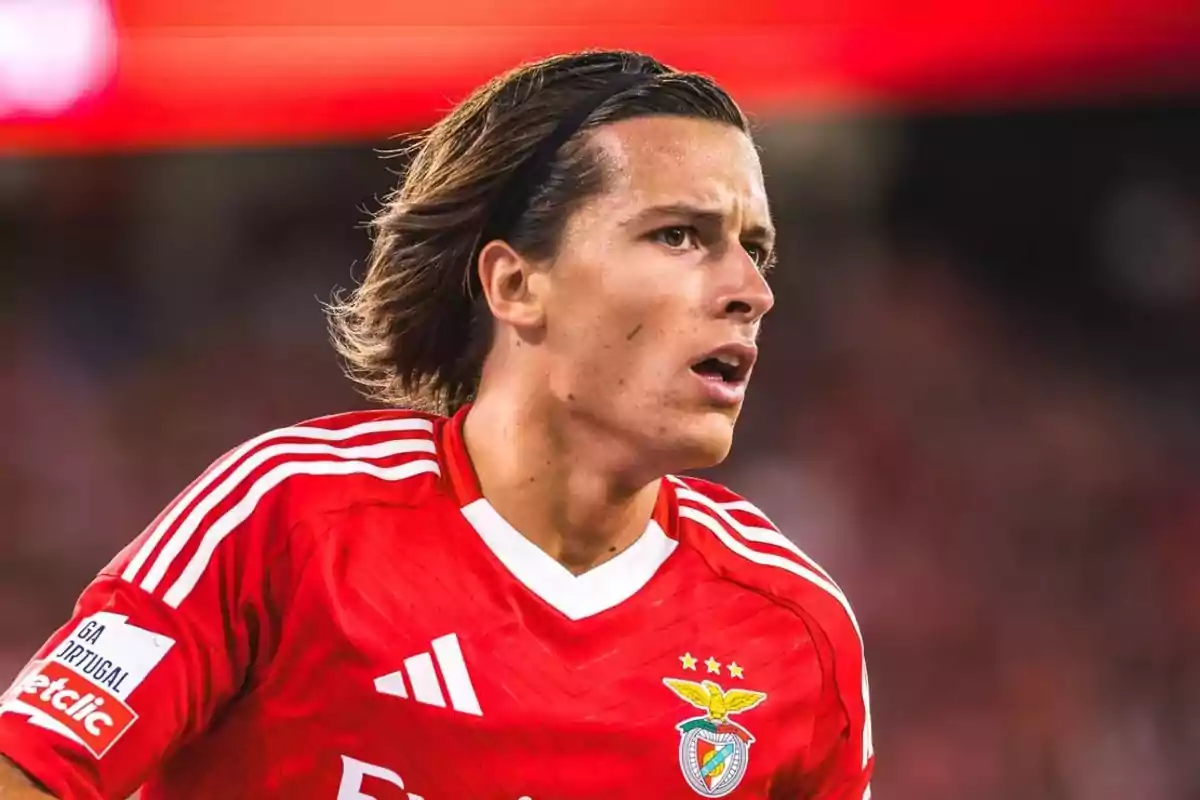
[[459, 498, 677, 621]]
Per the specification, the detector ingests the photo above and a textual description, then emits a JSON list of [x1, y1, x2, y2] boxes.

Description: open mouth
[[690, 347, 754, 385]]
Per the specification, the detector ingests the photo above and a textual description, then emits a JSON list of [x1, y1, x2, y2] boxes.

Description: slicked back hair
[[327, 50, 749, 414]]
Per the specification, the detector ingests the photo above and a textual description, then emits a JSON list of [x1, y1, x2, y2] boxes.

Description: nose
[[715, 250, 775, 324]]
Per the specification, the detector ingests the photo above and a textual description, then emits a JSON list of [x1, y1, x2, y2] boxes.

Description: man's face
[[541, 115, 775, 470]]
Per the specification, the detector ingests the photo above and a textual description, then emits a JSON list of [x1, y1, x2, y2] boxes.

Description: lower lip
[[690, 370, 747, 407]]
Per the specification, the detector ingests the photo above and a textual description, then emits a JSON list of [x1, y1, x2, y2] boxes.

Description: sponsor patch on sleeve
[[0, 613, 175, 758]]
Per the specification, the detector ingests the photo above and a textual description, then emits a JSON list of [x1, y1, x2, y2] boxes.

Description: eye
[[743, 242, 775, 272], [652, 226, 700, 251]]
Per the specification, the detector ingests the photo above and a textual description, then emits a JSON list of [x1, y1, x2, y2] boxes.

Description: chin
[[659, 410, 737, 473]]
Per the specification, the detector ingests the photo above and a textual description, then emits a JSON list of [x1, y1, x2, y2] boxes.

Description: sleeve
[[799, 616, 875, 800], [0, 450, 304, 800]]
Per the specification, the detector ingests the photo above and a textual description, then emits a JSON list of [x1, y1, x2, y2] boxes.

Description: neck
[[462, 390, 662, 576]]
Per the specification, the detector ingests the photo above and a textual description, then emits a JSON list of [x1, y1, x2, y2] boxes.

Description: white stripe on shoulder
[[140, 435, 435, 594], [677, 505, 860, 638], [716, 498, 772, 520], [668, 477, 837, 585], [678, 503, 872, 769], [162, 457, 440, 608], [862, 662, 874, 766], [123, 417, 433, 585]]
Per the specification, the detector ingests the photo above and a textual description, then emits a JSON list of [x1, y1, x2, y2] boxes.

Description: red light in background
[[1, 0, 1198, 154], [0, 0, 116, 119]]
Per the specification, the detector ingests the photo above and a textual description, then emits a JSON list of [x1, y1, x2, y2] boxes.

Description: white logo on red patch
[[0, 613, 174, 758]]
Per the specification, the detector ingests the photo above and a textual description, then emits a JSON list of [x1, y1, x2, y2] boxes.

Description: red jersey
[[0, 406, 873, 800]]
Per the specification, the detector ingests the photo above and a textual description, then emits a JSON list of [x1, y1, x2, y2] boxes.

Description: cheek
[[595, 300, 701, 397], [553, 270, 654, 352], [549, 253, 705, 394]]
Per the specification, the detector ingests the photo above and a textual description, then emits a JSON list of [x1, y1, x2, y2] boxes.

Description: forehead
[[583, 116, 770, 224]]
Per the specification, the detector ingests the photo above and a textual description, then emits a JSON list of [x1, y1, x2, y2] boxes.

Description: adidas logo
[[374, 633, 482, 716]]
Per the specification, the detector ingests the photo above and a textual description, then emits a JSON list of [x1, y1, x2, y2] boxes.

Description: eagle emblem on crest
[[663, 678, 767, 797]]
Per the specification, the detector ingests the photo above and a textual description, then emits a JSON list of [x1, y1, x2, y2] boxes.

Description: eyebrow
[[623, 202, 776, 249]]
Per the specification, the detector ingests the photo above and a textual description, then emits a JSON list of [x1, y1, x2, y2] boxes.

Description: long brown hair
[[326, 50, 748, 414]]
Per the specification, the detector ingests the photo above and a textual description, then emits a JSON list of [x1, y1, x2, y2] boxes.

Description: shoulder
[[668, 474, 863, 657], [202, 408, 446, 519], [669, 475, 877, 771], [107, 408, 447, 609]]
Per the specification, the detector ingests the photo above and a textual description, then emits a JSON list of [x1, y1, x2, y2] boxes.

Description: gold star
[[728, 662, 745, 679], [680, 652, 698, 671], [705, 657, 721, 675]]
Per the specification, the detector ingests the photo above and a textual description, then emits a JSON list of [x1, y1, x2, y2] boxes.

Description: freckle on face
[[538, 116, 769, 467]]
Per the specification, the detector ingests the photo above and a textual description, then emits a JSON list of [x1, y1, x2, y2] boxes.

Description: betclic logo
[[0, 613, 174, 758]]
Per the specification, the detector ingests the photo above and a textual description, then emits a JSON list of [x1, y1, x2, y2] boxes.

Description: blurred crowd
[[2, 108, 1199, 799], [730, 259, 1200, 799]]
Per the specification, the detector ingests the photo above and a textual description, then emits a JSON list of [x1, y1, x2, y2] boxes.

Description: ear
[[477, 239, 547, 330]]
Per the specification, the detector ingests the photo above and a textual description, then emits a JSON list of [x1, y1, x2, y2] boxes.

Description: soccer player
[[0, 50, 872, 799]]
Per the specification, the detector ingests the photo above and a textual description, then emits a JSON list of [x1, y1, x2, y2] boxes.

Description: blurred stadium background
[[2, 1, 1200, 798]]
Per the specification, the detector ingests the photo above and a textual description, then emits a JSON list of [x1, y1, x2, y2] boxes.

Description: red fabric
[[0, 407, 870, 798]]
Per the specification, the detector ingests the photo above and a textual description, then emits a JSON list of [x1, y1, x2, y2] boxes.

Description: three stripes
[[669, 475, 874, 781], [373, 633, 483, 717], [119, 417, 440, 609], [113, 413, 868, 794]]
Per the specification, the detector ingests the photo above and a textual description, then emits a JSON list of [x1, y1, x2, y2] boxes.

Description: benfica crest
[[663, 678, 767, 797]]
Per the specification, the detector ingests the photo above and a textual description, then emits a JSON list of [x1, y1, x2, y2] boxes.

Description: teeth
[[714, 355, 739, 368]]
